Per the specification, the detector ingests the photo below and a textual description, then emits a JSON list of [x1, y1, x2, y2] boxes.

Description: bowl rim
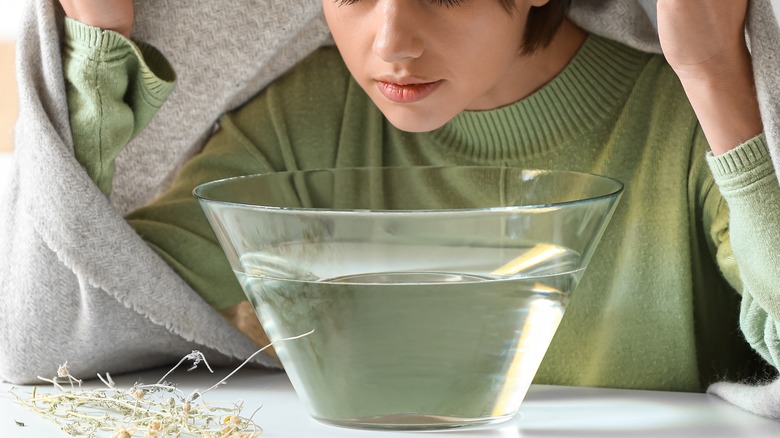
[[192, 165, 624, 214]]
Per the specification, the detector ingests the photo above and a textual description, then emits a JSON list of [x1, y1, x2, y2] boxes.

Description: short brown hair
[[499, 0, 572, 55]]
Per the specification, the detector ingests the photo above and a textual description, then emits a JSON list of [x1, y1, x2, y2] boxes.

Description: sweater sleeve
[[703, 133, 780, 368], [124, 47, 350, 312], [62, 18, 176, 195]]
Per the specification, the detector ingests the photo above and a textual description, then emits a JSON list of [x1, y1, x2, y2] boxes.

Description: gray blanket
[[1, 0, 779, 420]]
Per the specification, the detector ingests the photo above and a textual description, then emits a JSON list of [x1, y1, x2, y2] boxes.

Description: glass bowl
[[194, 166, 623, 431]]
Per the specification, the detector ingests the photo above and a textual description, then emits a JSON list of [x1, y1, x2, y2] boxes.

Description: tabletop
[[2, 364, 780, 438]]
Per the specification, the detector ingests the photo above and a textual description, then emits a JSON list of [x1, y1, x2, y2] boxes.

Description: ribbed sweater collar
[[430, 35, 651, 160]]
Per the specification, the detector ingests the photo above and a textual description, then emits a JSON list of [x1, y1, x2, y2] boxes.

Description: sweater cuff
[[706, 133, 774, 193], [64, 17, 176, 106]]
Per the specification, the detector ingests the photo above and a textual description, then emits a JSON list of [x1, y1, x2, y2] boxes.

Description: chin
[[382, 108, 454, 133]]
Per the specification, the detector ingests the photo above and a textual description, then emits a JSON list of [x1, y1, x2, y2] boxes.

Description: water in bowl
[[235, 241, 582, 430]]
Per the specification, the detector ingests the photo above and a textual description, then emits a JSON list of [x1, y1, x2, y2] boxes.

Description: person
[[4, 0, 780, 412]]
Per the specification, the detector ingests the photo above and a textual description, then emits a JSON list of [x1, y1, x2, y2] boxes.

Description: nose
[[372, 1, 424, 62]]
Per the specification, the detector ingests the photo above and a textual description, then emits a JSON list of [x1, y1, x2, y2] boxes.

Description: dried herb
[[10, 330, 313, 437]]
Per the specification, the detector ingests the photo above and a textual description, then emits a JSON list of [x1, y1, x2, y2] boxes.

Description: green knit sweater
[[63, 19, 780, 392]]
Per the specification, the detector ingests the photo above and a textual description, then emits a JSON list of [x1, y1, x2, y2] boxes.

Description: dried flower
[[56, 362, 70, 378], [147, 419, 163, 431], [112, 426, 133, 438], [11, 330, 313, 437]]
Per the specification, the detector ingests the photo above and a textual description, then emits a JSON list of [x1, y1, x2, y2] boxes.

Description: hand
[[656, 0, 762, 154], [59, 0, 134, 38]]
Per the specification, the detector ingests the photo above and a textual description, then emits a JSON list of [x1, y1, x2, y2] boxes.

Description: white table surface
[[2, 365, 780, 438]]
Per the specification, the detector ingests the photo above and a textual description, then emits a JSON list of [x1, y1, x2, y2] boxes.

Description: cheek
[[323, 4, 359, 53], [323, 16, 371, 80], [447, 39, 515, 86], [444, 19, 523, 72]]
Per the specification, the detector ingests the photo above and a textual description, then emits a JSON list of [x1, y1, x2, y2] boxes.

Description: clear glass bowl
[[195, 166, 623, 431]]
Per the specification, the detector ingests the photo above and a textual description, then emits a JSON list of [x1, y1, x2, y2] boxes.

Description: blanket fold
[[1, 0, 779, 421]]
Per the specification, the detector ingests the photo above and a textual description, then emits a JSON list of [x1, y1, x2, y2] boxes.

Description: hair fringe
[[499, 0, 572, 56]]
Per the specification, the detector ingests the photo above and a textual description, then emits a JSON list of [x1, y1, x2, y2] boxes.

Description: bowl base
[[313, 412, 515, 431]]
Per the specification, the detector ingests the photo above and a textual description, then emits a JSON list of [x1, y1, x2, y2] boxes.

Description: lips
[[376, 79, 442, 103]]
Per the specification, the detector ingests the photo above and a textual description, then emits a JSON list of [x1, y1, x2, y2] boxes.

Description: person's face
[[322, 0, 548, 133]]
